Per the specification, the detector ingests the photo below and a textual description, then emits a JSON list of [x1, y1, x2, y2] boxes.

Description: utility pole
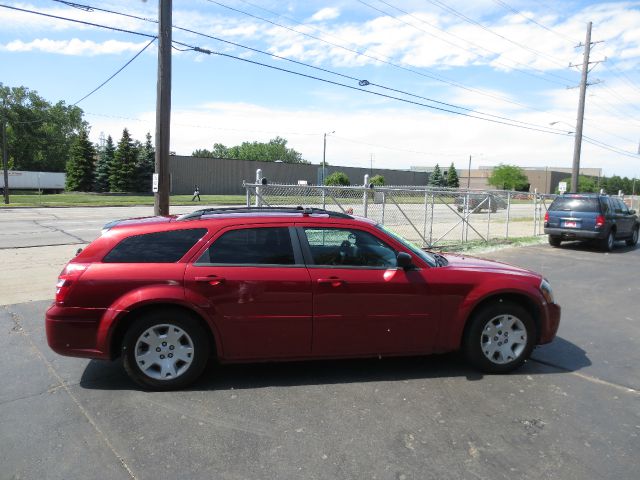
[[2, 97, 9, 205], [154, 0, 172, 216], [467, 155, 471, 189], [571, 22, 601, 193]]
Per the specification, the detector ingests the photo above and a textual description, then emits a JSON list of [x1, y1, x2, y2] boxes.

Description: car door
[[297, 224, 439, 357], [612, 198, 632, 237], [184, 225, 312, 360]]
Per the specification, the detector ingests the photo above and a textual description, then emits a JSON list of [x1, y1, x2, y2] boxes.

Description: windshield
[[376, 224, 437, 267]]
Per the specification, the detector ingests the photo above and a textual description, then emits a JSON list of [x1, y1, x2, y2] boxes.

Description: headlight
[[540, 278, 555, 304]]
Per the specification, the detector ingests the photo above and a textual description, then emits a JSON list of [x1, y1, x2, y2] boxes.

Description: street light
[[322, 130, 334, 185]]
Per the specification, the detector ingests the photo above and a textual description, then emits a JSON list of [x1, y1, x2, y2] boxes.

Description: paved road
[[1, 236, 638, 479]]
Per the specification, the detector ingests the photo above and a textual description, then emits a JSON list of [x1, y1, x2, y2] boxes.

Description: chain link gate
[[244, 176, 554, 248]]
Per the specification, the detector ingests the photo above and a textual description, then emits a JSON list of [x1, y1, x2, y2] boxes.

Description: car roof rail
[[176, 206, 353, 221]]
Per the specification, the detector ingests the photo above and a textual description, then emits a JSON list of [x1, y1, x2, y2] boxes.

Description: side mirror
[[630, 209, 636, 215], [397, 252, 414, 270]]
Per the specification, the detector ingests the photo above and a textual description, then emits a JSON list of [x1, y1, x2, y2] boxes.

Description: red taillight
[[544, 211, 549, 222], [55, 263, 88, 306], [595, 215, 605, 228]]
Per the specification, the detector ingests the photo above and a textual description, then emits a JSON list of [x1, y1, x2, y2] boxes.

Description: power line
[[73, 37, 156, 105], [422, 0, 570, 68], [204, 0, 551, 113], [358, 0, 573, 86], [491, 0, 579, 44], [7, 3, 638, 161], [41, 0, 570, 132]]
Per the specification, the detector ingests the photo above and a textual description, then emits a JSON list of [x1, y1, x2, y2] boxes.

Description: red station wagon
[[46, 207, 561, 390]]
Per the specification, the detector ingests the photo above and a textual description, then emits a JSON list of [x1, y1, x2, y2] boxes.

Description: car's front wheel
[[122, 309, 210, 390], [463, 301, 536, 373], [626, 226, 639, 247]]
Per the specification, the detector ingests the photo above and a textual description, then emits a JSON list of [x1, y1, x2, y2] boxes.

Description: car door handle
[[317, 277, 345, 287], [194, 276, 226, 286]]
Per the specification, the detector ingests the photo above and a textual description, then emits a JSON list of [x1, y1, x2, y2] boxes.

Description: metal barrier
[[245, 175, 557, 248]]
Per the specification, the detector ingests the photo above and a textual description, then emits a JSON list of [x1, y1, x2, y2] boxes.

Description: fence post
[[381, 191, 386, 224], [363, 174, 369, 217], [422, 190, 429, 247], [464, 192, 470, 243], [533, 189, 538, 236], [486, 194, 491, 242], [506, 191, 511, 239], [245, 183, 251, 207], [429, 193, 435, 246], [255, 169, 262, 207]]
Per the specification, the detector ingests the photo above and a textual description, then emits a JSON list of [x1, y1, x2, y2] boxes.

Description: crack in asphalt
[[32, 219, 88, 244], [529, 357, 639, 395], [2, 306, 138, 480]]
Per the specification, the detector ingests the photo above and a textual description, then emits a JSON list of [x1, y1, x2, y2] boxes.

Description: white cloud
[[1, 38, 153, 56], [309, 8, 340, 22]]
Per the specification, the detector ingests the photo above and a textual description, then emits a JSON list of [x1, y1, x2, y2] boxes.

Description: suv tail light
[[595, 215, 605, 228], [544, 211, 549, 223], [55, 263, 88, 306]]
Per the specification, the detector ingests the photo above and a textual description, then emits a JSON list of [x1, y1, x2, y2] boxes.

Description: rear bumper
[[544, 227, 604, 240], [45, 304, 110, 360], [539, 302, 561, 344]]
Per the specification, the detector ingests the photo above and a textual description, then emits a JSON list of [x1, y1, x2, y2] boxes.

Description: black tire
[[600, 229, 615, 252], [626, 226, 639, 247], [463, 301, 536, 374], [122, 309, 210, 391], [548, 235, 561, 247]]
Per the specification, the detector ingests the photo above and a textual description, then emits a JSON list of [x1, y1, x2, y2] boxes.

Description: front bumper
[[544, 227, 604, 240], [45, 304, 110, 360], [539, 302, 561, 344]]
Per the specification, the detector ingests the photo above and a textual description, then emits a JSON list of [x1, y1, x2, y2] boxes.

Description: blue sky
[[1, 0, 639, 177]]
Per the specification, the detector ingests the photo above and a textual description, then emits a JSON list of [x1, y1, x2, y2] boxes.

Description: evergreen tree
[[446, 163, 460, 188], [429, 164, 445, 187], [65, 128, 95, 192], [135, 132, 155, 192], [110, 128, 138, 192], [93, 135, 115, 192]]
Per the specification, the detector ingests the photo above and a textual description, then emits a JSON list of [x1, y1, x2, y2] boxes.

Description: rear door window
[[550, 197, 599, 213], [104, 229, 207, 263], [196, 227, 296, 265]]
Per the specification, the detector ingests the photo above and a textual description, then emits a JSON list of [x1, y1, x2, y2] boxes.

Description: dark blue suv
[[544, 194, 639, 251]]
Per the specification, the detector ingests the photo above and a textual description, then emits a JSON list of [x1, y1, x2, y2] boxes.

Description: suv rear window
[[103, 229, 207, 263], [549, 197, 600, 213]]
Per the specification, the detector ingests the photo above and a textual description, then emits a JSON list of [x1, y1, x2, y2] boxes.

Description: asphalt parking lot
[[1, 207, 638, 480]]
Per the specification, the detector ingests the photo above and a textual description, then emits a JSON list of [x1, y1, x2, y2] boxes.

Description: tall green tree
[[135, 132, 155, 192], [0, 83, 85, 172], [370, 174, 385, 186], [429, 164, 445, 187], [65, 128, 95, 191], [193, 137, 308, 163], [93, 135, 115, 192], [557, 175, 597, 193], [487, 164, 529, 190], [446, 163, 460, 188], [110, 129, 138, 192]]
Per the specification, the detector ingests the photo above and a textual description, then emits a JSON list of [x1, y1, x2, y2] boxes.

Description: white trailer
[[0, 171, 66, 193]]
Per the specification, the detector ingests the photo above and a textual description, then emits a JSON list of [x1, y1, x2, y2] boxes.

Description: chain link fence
[[244, 174, 559, 248]]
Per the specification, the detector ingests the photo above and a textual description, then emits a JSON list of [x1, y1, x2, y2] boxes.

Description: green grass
[[0, 193, 246, 207]]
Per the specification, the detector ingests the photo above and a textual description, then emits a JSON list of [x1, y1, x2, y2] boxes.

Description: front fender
[[439, 278, 546, 352]]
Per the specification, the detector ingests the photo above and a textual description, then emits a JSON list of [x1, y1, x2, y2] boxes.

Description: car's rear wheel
[[123, 309, 210, 390], [600, 229, 615, 252], [463, 301, 536, 374], [548, 235, 561, 247], [626, 226, 639, 247]]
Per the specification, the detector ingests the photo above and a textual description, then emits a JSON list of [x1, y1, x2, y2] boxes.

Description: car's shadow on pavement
[[553, 240, 638, 254], [79, 336, 590, 391]]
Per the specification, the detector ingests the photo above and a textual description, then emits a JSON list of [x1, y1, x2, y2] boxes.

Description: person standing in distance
[[192, 185, 201, 201]]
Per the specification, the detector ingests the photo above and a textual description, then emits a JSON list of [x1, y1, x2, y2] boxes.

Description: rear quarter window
[[103, 228, 207, 263], [549, 197, 600, 213]]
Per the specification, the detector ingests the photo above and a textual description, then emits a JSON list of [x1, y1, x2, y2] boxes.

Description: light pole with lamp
[[322, 131, 334, 185]]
